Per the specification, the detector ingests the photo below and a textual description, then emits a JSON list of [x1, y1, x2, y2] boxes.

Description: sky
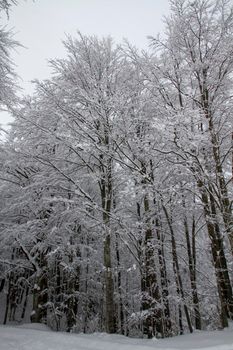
[[0, 0, 170, 127]]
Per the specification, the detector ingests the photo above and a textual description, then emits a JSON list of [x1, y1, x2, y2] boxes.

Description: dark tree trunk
[[141, 194, 163, 338], [31, 271, 48, 324], [198, 181, 229, 328], [182, 200, 202, 330], [190, 216, 202, 330], [3, 277, 11, 325], [115, 234, 124, 335], [21, 285, 29, 320], [163, 204, 193, 334], [100, 154, 116, 334], [156, 218, 172, 337]]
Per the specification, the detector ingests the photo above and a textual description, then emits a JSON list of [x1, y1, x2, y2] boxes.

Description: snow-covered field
[[0, 324, 233, 350]]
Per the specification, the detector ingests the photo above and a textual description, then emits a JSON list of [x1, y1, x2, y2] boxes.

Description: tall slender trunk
[[197, 180, 229, 328], [3, 276, 11, 325], [163, 204, 193, 334], [83, 238, 89, 334], [115, 234, 124, 334], [141, 193, 163, 338], [21, 285, 29, 320], [31, 269, 48, 324], [209, 120, 233, 256], [65, 244, 80, 332], [191, 215, 202, 330], [103, 231, 115, 333], [200, 87, 233, 256], [208, 186, 233, 319], [101, 156, 116, 334], [182, 196, 202, 330], [156, 218, 172, 337]]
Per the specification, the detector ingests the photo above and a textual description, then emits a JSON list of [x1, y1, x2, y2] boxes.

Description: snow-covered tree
[[1, 0, 233, 339]]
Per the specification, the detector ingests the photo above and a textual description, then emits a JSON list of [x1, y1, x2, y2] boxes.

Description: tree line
[[0, 0, 233, 338]]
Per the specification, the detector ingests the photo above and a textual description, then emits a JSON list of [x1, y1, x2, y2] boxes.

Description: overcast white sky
[[0, 0, 170, 127]]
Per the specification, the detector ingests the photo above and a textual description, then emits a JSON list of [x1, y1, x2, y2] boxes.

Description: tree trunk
[[197, 181, 229, 328], [101, 157, 116, 334], [163, 204, 193, 334], [191, 215, 202, 330], [182, 201, 202, 330], [141, 194, 163, 338], [3, 276, 11, 325], [21, 285, 29, 320], [156, 218, 172, 337], [115, 234, 124, 335], [31, 270, 48, 324]]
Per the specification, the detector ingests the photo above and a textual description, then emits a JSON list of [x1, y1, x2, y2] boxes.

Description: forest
[[0, 0, 233, 340]]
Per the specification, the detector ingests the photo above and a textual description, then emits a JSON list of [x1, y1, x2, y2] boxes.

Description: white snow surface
[[0, 324, 233, 350]]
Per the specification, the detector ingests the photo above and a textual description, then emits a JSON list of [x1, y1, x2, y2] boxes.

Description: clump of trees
[[0, 0, 233, 339]]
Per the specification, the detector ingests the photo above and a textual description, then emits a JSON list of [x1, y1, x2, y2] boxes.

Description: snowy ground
[[0, 324, 233, 350]]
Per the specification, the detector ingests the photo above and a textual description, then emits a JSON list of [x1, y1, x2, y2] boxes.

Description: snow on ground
[[0, 324, 233, 350]]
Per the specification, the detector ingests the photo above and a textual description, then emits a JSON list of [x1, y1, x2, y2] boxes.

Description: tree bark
[[163, 204, 193, 334]]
